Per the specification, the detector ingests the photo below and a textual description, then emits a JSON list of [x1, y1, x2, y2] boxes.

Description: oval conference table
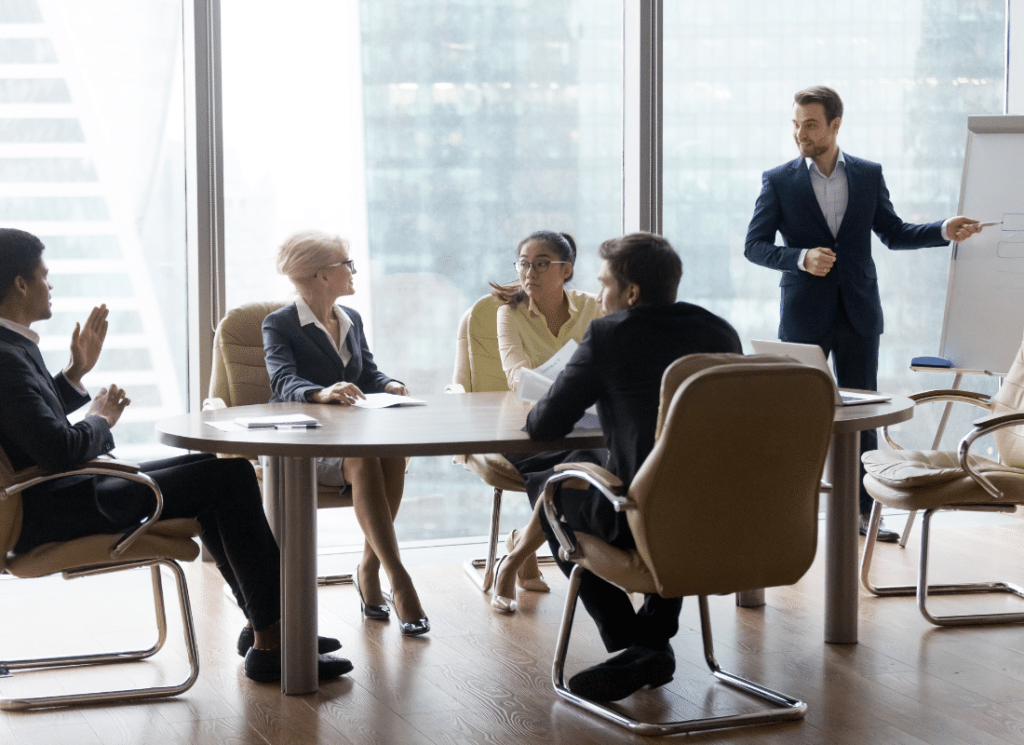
[[157, 392, 604, 694], [157, 390, 914, 693]]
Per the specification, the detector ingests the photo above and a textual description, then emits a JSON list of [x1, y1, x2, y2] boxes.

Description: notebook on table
[[749, 339, 892, 407]]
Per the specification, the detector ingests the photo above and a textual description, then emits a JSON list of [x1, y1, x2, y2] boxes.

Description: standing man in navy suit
[[745, 85, 985, 541]]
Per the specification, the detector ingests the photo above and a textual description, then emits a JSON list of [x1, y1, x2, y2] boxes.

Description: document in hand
[[352, 393, 427, 409], [515, 341, 599, 428]]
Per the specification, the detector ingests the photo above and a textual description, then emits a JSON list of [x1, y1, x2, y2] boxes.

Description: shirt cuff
[[941, 218, 951, 241], [797, 248, 810, 272], [66, 376, 87, 395]]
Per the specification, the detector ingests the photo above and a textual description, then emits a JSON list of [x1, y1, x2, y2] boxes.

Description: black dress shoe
[[243, 647, 354, 683], [859, 513, 899, 543], [236, 626, 341, 657], [568, 645, 675, 701]]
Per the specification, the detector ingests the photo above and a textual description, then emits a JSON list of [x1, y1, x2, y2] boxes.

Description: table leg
[[268, 456, 319, 694], [825, 431, 860, 644]]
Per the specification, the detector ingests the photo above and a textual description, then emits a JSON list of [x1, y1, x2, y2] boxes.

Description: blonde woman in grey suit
[[263, 231, 428, 636]]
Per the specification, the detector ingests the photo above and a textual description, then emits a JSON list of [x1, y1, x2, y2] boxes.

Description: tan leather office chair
[[206, 301, 353, 585], [0, 445, 200, 711], [447, 294, 529, 591], [539, 354, 834, 736], [860, 330, 1024, 626]]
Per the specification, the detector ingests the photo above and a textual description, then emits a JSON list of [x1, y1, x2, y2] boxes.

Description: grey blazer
[[262, 303, 398, 403]]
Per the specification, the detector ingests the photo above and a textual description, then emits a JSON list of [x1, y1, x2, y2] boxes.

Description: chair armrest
[[958, 411, 1024, 500], [202, 397, 227, 411], [541, 461, 630, 562], [444, 383, 466, 394], [1, 459, 163, 558], [553, 462, 623, 492], [882, 389, 993, 450]]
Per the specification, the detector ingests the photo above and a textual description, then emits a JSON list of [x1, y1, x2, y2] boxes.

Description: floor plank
[[2, 518, 1024, 744]]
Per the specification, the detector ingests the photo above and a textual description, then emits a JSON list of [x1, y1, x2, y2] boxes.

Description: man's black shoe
[[236, 626, 341, 657], [859, 513, 899, 543], [568, 645, 675, 701], [243, 648, 353, 683]]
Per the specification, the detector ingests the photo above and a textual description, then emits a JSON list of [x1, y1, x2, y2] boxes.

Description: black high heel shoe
[[383, 590, 430, 637], [353, 564, 390, 621]]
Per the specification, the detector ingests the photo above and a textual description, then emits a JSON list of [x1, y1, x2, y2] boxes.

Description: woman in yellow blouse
[[489, 230, 604, 612]]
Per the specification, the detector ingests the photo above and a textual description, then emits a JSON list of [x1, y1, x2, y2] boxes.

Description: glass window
[[222, 1, 623, 543], [0, 0, 188, 462], [663, 0, 1006, 451]]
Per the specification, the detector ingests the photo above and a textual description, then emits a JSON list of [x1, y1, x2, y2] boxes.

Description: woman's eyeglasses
[[514, 259, 567, 274], [326, 259, 356, 272]]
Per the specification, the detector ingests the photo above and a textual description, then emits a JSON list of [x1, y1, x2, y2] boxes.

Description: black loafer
[[859, 513, 899, 543], [236, 626, 341, 657], [243, 648, 354, 683], [568, 645, 675, 701]]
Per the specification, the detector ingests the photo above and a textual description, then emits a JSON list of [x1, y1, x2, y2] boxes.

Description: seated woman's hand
[[384, 381, 410, 396], [314, 382, 365, 405]]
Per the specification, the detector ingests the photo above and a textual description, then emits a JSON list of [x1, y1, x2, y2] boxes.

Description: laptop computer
[[749, 339, 892, 406]]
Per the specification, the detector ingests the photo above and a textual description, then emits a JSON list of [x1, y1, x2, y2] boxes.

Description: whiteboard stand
[[899, 365, 1007, 547]]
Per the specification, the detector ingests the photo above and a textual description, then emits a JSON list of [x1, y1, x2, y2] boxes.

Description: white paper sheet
[[352, 393, 427, 409]]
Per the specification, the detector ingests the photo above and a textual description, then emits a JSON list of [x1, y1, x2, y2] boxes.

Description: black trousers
[[538, 480, 683, 653], [785, 292, 880, 515], [16, 454, 281, 631]]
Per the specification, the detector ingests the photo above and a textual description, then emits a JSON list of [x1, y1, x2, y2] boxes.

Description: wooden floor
[[3, 518, 1024, 745]]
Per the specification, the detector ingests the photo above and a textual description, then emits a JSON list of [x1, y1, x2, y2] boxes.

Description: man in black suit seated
[[0, 228, 350, 683], [526, 232, 742, 701]]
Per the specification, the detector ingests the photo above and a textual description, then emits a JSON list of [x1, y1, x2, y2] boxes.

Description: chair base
[[860, 503, 1024, 626], [551, 565, 806, 736], [318, 572, 353, 587], [0, 559, 199, 711]]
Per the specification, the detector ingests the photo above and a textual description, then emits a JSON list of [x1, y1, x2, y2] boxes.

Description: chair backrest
[[628, 356, 835, 598], [991, 329, 1024, 468], [209, 301, 287, 406], [452, 294, 510, 393], [0, 444, 24, 574], [655, 352, 797, 440]]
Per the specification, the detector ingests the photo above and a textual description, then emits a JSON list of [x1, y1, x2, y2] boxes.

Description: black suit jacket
[[0, 325, 118, 534], [262, 303, 397, 403], [744, 154, 945, 339], [526, 302, 742, 488]]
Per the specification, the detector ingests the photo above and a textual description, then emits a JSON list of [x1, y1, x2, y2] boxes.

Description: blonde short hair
[[276, 230, 349, 287]]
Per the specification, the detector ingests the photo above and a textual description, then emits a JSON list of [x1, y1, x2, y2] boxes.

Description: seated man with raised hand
[[0, 227, 351, 684], [524, 232, 742, 701]]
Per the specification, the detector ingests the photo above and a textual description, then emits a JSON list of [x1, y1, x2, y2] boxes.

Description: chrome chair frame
[[880, 389, 994, 550], [543, 469, 808, 736], [861, 407, 1024, 626], [0, 459, 200, 710]]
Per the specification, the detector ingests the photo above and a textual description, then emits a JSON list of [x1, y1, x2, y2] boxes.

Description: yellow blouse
[[496, 289, 601, 393]]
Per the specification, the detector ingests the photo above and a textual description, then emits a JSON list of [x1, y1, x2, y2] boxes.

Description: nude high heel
[[506, 529, 550, 593], [490, 555, 518, 613]]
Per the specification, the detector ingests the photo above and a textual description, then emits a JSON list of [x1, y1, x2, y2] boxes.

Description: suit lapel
[[790, 158, 832, 237], [836, 156, 863, 240], [302, 322, 347, 377], [341, 323, 357, 372], [0, 327, 62, 401]]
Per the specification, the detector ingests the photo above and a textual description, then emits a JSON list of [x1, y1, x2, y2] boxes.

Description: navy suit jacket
[[262, 303, 398, 403], [744, 154, 946, 340], [526, 302, 741, 489], [0, 325, 117, 531]]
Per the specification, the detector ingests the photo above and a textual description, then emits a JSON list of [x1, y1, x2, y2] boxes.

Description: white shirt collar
[[294, 297, 352, 364], [0, 316, 40, 345], [805, 148, 846, 177]]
